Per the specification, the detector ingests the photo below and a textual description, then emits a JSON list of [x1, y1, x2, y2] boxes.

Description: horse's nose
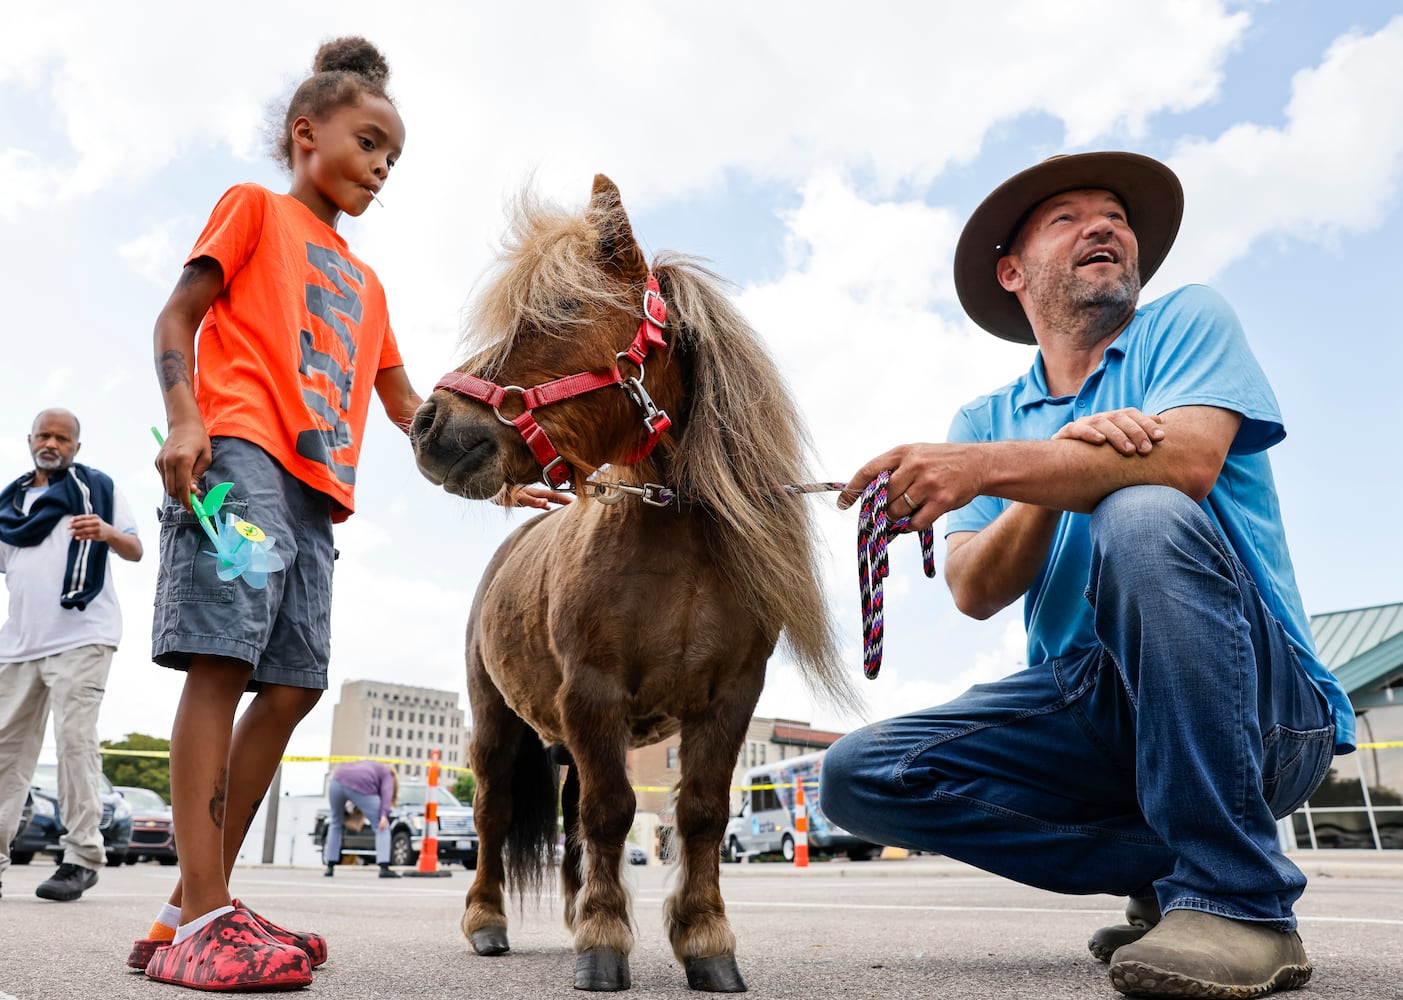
[[410, 397, 437, 442]]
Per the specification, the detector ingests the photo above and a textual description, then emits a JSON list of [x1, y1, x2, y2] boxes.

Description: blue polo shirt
[[946, 285, 1354, 751]]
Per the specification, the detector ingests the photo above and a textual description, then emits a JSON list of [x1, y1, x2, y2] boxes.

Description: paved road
[[1, 852, 1399, 999]]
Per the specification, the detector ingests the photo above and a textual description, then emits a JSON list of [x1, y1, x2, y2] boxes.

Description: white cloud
[[737, 173, 1036, 729], [0, 149, 59, 222], [118, 217, 199, 288], [0, 2, 1252, 367], [1158, 15, 1403, 289]]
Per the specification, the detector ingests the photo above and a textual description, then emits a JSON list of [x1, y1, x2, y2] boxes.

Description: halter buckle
[[540, 456, 571, 488], [642, 288, 668, 328]]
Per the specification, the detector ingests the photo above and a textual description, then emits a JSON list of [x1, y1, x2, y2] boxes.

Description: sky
[[3, 1, 1401, 796]]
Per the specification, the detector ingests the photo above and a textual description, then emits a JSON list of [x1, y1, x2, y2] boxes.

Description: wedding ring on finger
[[902, 491, 919, 509]]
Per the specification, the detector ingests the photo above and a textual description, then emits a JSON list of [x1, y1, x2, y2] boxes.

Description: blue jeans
[[822, 487, 1335, 930], [324, 778, 392, 864]]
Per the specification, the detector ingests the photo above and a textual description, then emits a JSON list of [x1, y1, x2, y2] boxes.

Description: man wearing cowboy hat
[[823, 151, 1353, 997]]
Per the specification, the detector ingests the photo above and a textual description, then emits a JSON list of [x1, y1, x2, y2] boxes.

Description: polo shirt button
[[1076, 400, 1087, 408]]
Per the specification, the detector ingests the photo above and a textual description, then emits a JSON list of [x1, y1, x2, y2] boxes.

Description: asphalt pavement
[[0, 852, 1399, 1000]]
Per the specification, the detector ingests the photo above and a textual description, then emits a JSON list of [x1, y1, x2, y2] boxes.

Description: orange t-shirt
[[186, 184, 403, 522]]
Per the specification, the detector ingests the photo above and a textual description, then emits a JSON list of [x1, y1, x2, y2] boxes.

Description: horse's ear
[[588, 174, 648, 280]]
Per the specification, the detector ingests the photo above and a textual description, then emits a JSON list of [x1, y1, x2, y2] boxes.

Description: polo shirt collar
[[1013, 332, 1132, 413]]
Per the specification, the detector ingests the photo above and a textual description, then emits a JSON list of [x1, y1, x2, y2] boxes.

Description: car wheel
[[725, 836, 743, 863], [9, 851, 33, 865], [159, 856, 178, 866], [125, 855, 139, 865], [781, 834, 795, 862], [390, 829, 416, 867], [847, 847, 878, 861], [106, 853, 125, 868]]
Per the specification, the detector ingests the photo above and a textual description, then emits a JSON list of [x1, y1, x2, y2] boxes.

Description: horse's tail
[[503, 727, 559, 902]]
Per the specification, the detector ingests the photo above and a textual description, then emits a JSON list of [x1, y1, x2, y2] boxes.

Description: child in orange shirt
[[137, 37, 418, 991]]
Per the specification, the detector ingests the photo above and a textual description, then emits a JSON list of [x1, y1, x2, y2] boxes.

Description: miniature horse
[[411, 175, 850, 993]]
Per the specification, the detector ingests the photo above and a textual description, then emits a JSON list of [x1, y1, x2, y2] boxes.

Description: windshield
[[394, 785, 462, 809], [118, 787, 167, 810], [34, 763, 114, 797]]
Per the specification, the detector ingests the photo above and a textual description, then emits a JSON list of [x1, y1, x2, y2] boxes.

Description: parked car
[[553, 839, 647, 865], [8, 763, 132, 867], [115, 786, 177, 865], [7, 791, 35, 853], [723, 750, 881, 863], [311, 782, 478, 869]]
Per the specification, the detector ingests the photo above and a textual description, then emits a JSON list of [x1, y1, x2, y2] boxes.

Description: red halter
[[433, 275, 672, 489]]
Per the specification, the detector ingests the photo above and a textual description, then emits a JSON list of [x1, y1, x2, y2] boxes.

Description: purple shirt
[[333, 760, 396, 821]]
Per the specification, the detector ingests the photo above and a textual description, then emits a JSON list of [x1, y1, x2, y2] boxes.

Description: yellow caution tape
[[98, 744, 1403, 794]]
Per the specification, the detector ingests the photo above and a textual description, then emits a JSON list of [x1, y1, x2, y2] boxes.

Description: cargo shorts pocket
[[154, 498, 250, 604]]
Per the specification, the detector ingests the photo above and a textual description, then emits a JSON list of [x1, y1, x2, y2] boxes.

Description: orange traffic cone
[[405, 750, 452, 878], [793, 776, 809, 868]]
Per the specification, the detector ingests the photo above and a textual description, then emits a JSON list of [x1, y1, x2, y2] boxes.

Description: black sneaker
[[36, 863, 98, 901], [378, 866, 402, 879]]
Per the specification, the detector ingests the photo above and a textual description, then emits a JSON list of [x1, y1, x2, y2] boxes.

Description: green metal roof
[[1309, 602, 1403, 711]]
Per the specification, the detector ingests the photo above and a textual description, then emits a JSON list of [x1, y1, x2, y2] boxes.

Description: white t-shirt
[[0, 484, 139, 662]]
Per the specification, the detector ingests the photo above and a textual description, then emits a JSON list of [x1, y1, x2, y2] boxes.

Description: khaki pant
[[0, 644, 115, 875]]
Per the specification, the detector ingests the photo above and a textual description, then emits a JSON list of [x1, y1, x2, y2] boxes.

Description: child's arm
[[153, 257, 224, 511], [374, 365, 423, 434]]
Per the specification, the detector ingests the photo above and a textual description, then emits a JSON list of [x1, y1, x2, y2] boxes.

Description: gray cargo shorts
[[152, 437, 335, 690]]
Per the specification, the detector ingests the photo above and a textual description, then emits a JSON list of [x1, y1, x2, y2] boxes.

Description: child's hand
[[156, 423, 212, 511], [494, 483, 574, 510]]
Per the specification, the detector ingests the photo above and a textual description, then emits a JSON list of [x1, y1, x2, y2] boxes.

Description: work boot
[[1108, 909, 1312, 998], [1089, 895, 1162, 963], [36, 863, 98, 901]]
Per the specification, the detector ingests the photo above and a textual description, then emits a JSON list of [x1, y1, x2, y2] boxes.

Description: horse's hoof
[[574, 947, 631, 991], [684, 954, 747, 993], [471, 927, 511, 956]]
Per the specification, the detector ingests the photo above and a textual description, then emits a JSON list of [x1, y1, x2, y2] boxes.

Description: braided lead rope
[[577, 473, 935, 678], [856, 471, 936, 679]]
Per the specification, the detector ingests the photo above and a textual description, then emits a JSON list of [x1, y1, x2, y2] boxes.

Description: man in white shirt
[[0, 408, 143, 901]]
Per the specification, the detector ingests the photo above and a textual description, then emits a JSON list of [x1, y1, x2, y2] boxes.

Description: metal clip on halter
[[622, 374, 667, 426], [581, 479, 674, 508], [638, 483, 673, 507]]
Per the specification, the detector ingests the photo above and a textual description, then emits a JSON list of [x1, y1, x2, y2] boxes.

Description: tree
[[102, 733, 172, 800], [451, 771, 476, 806]]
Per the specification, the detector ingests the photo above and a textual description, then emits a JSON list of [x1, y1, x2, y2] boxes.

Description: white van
[[722, 749, 880, 862]]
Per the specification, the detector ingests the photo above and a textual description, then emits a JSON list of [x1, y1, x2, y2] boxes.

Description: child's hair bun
[[267, 35, 395, 171], [313, 36, 390, 87]]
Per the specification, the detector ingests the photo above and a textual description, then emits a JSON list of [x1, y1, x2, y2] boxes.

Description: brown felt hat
[[953, 151, 1184, 344]]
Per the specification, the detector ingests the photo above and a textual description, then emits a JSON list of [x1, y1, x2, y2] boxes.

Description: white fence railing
[[1285, 739, 1403, 851]]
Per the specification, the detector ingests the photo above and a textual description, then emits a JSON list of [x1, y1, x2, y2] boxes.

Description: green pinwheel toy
[[152, 428, 286, 589]]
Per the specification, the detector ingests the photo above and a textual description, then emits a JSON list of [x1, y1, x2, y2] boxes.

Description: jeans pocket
[[1261, 723, 1335, 818]]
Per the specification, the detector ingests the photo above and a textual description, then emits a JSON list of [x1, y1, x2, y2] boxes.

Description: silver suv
[[311, 783, 478, 868]]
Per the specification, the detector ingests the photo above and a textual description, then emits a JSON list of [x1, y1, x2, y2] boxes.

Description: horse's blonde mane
[[651, 253, 854, 710], [464, 193, 635, 377], [466, 189, 855, 711]]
